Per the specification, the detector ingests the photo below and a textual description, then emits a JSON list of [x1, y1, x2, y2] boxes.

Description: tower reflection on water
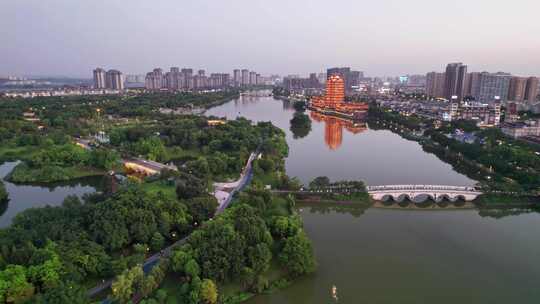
[[309, 111, 366, 150]]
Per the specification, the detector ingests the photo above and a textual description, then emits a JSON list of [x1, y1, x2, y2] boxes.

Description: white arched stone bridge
[[366, 185, 482, 202]]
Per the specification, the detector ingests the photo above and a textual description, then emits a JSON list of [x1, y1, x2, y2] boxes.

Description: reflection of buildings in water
[[282, 100, 295, 110], [240, 95, 259, 104], [310, 111, 366, 150]]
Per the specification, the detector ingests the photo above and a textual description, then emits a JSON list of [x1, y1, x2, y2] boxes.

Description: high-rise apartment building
[[525, 77, 539, 102], [249, 71, 257, 85], [105, 70, 124, 90], [165, 67, 183, 90], [181, 68, 193, 76], [145, 68, 164, 90], [181, 68, 193, 89], [471, 72, 511, 104], [426, 72, 446, 98], [241, 69, 249, 86], [93, 68, 106, 89], [464, 72, 481, 98], [444, 63, 467, 101], [349, 71, 361, 89], [508, 77, 528, 101], [233, 69, 241, 87], [220, 73, 230, 87]]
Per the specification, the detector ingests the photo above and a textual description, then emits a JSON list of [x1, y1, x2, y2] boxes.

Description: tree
[[188, 222, 245, 282], [0, 265, 35, 303], [293, 101, 306, 112], [252, 275, 269, 294], [309, 176, 330, 189], [176, 174, 208, 200], [27, 242, 63, 290], [186, 157, 210, 178], [279, 232, 316, 277], [0, 181, 8, 204], [184, 259, 201, 279], [134, 137, 168, 162], [89, 148, 120, 170], [247, 244, 272, 274], [171, 249, 192, 274], [270, 216, 301, 239], [289, 112, 312, 139], [111, 265, 144, 303], [239, 267, 255, 289], [199, 279, 218, 304], [257, 158, 274, 173], [186, 196, 218, 223], [155, 288, 168, 304], [140, 275, 158, 299], [33, 282, 89, 304], [150, 232, 165, 252]]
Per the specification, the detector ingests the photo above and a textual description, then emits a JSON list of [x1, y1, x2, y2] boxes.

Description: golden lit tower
[[325, 75, 345, 106]]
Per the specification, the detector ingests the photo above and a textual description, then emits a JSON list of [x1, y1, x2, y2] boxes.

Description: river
[[0, 161, 103, 228], [207, 92, 540, 304]]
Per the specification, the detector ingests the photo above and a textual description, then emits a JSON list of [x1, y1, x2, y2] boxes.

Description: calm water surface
[[249, 204, 540, 304], [0, 162, 102, 228], [206, 94, 475, 186], [208, 93, 540, 303]]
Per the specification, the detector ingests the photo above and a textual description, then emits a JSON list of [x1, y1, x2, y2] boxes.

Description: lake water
[[0, 161, 102, 228], [207, 93, 540, 304], [250, 203, 540, 304], [206, 93, 475, 186]]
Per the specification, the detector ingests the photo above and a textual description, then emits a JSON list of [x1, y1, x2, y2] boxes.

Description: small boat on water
[[332, 285, 338, 301]]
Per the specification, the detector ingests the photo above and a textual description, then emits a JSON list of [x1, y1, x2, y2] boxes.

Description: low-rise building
[[123, 159, 178, 176], [443, 102, 501, 126], [501, 120, 540, 138]]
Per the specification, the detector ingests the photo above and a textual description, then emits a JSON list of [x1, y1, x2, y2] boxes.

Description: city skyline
[[2, 0, 540, 77]]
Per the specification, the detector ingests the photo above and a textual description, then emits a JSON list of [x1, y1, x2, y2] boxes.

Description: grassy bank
[[0, 145, 40, 163], [7, 162, 105, 183], [140, 179, 177, 200]]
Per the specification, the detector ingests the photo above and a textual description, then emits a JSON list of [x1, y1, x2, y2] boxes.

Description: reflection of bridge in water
[[367, 185, 482, 202], [373, 201, 475, 210]]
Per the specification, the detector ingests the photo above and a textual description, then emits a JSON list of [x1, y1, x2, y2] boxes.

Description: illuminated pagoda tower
[[310, 74, 368, 119], [325, 75, 345, 106]]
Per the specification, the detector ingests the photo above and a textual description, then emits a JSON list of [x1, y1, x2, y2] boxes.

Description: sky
[[1, 0, 540, 78]]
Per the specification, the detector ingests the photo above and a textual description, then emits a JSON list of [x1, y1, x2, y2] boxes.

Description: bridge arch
[[411, 193, 434, 203], [396, 194, 412, 203], [435, 194, 450, 203], [381, 194, 395, 202], [454, 195, 466, 202]]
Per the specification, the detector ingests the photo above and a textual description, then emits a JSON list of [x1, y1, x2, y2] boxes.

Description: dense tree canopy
[[168, 189, 316, 301], [290, 112, 312, 139], [0, 186, 192, 301]]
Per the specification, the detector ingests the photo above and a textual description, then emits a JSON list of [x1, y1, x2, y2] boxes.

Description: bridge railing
[[366, 185, 479, 192]]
